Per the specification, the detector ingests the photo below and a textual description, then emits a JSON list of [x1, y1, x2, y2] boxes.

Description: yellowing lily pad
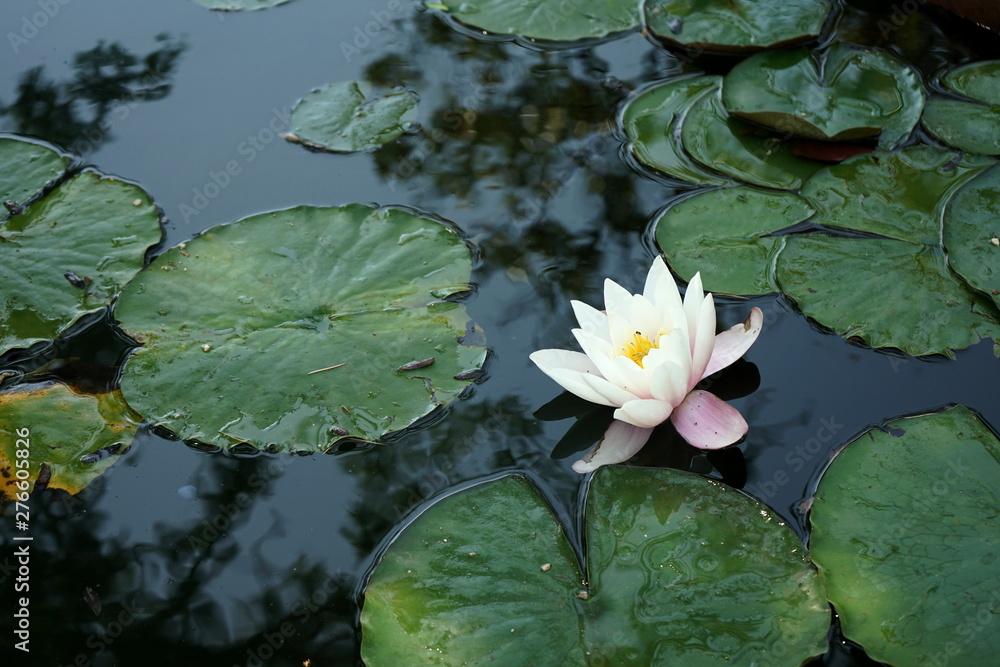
[[114, 204, 487, 453], [362, 467, 830, 665], [644, 0, 832, 53], [0, 381, 138, 499], [0, 137, 162, 357], [809, 405, 1000, 666], [285, 82, 417, 153], [722, 43, 924, 148]]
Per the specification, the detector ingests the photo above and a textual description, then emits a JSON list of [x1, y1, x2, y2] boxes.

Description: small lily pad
[[426, 0, 640, 42], [942, 164, 1000, 309], [0, 381, 138, 499], [644, 0, 832, 53], [810, 405, 1000, 666], [285, 82, 417, 154], [190, 0, 293, 10], [923, 60, 1000, 155], [681, 79, 825, 190], [0, 135, 70, 210], [115, 204, 487, 453], [722, 43, 924, 148], [621, 76, 732, 186], [361, 467, 830, 665], [0, 147, 163, 356]]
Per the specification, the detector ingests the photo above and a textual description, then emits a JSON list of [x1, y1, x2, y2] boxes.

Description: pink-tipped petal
[[701, 307, 763, 379], [614, 398, 674, 429], [671, 390, 748, 450], [571, 420, 654, 473]]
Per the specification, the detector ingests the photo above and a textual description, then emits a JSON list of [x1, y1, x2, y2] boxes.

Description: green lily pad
[[426, 0, 640, 42], [0, 381, 138, 499], [778, 235, 1000, 357], [0, 135, 70, 210], [654, 147, 1000, 356], [285, 82, 417, 154], [644, 0, 832, 53], [654, 187, 812, 294], [923, 61, 1000, 155], [0, 165, 162, 356], [722, 43, 924, 148], [190, 0, 292, 10], [809, 405, 1000, 666], [115, 204, 487, 453], [682, 80, 825, 190], [800, 145, 995, 245], [362, 467, 830, 665], [621, 76, 732, 186], [942, 164, 1000, 309]]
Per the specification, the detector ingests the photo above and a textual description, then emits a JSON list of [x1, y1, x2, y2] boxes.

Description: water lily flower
[[530, 257, 763, 473]]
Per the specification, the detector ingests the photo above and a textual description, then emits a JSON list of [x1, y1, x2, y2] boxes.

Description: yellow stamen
[[621, 331, 656, 368]]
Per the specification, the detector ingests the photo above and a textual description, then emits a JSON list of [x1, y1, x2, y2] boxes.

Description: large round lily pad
[[361, 467, 830, 665], [115, 204, 487, 453], [653, 147, 1000, 357], [722, 43, 924, 148], [284, 82, 417, 154], [923, 60, 1000, 155], [655, 187, 812, 295], [0, 135, 70, 209], [0, 156, 162, 356], [0, 381, 138, 499], [942, 163, 1000, 309], [426, 0, 640, 42], [644, 0, 832, 53], [621, 76, 732, 186], [809, 405, 1000, 666]]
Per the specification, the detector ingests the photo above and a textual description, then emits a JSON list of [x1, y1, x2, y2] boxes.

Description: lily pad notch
[[113, 204, 487, 453]]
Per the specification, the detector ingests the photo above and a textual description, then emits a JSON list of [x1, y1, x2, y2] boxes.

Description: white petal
[[648, 360, 689, 407], [603, 278, 634, 321], [630, 293, 663, 339], [607, 310, 637, 353], [571, 421, 654, 474], [571, 300, 610, 340], [671, 390, 748, 449], [702, 307, 764, 379], [614, 398, 674, 428], [610, 354, 652, 398], [573, 328, 629, 387], [580, 372, 639, 407], [683, 272, 705, 350], [544, 369, 617, 406], [529, 348, 601, 377], [645, 257, 683, 315], [689, 293, 716, 390]]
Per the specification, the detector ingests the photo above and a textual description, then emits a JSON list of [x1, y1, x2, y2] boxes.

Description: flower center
[[621, 331, 657, 368]]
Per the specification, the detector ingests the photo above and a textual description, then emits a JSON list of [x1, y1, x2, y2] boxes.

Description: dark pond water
[[1, 1, 999, 665]]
